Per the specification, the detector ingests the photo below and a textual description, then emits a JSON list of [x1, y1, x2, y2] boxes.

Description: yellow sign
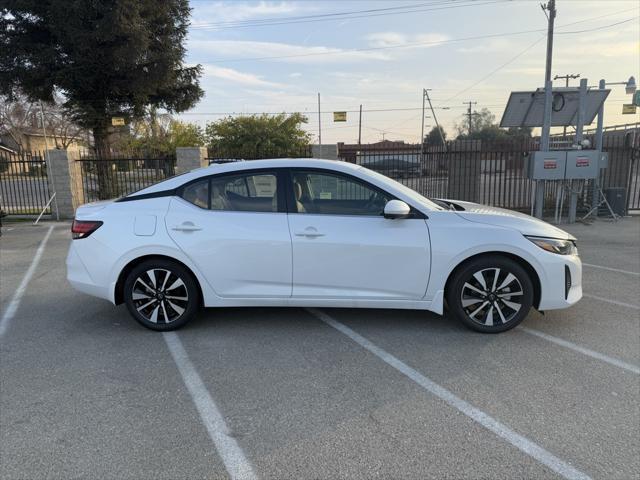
[[622, 104, 637, 114], [333, 111, 347, 122], [111, 117, 125, 126]]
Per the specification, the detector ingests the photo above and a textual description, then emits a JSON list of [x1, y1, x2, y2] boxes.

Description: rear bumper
[[66, 242, 112, 302], [538, 254, 582, 310]]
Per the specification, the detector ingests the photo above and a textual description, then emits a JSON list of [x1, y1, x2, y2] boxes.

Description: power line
[[190, 0, 503, 30], [200, 16, 639, 64]]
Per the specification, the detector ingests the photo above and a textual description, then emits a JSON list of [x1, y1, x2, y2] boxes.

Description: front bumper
[[537, 253, 582, 310]]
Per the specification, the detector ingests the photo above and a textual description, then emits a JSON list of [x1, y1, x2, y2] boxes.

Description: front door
[[287, 169, 431, 299], [166, 170, 292, 298]]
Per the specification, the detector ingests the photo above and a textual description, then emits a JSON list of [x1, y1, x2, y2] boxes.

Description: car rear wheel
[[123, 259, 199, 331], [447, 256, 534, 333]]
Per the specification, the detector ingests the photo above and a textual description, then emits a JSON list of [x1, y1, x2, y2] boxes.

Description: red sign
[[576, 156, 589, 167], [543, 159, 557, 169]]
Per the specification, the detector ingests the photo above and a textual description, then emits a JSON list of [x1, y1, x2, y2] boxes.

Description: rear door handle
[[294, 227, 325, 238], [171, 222, 202, 232]]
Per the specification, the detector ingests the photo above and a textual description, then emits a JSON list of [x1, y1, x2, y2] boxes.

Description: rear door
[[166, 169, 292, 298], [286, 169, 431, 299]]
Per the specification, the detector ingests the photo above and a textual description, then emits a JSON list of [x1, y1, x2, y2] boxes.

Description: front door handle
[[171, 222, 202, 232], [294, 227, 325, 238]]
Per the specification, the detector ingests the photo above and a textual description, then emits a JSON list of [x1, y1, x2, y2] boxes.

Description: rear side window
[[181, 179, 209, 209], [211, 173, 278, 212]]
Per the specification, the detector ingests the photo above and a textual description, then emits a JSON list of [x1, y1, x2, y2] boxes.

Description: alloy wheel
[[131, 268, 189, 324], [460, 267, 524, 327]]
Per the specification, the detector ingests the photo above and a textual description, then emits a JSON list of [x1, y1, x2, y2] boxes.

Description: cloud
[[191, 1, 299, 26], [457, 38, 514, 53], [189, 39, 391, 63], [201, 65, 283, 87], [289, 72, 302, 78], [365, 32, 450, 49]]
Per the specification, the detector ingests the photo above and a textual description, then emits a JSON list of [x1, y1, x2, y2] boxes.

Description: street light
[[624, 76, 636, 94], [596, 76, 637, 94]]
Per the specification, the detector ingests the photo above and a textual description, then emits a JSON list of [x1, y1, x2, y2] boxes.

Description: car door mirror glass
[[384, 200, 411, 219]]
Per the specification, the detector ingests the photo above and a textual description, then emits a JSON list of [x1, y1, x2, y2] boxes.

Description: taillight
[[71, 219, 103, 239]]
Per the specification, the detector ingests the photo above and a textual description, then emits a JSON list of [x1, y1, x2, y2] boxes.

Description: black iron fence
[[0, 150, 51, 215], [338, 136, 639, 216], [77, 150, 176, 202], [206, 144, 313, 164]]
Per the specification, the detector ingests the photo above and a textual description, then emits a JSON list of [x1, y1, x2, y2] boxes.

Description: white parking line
[[163, 332, 257, 480], [583, 293, 640, 311], [0, 225, 54, 339], [582, 263, 640, 277], [520, 327, 640, 375], [307, 308, 592, 480]]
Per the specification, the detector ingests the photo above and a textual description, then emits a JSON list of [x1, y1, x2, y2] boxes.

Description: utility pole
[[535, 0, 556, 219], [317, 93, 322, 145], [463, 101, 478, 135], [358, 104, 362, 145], [423, 89, 447, 150], [554, 73, 580, 138]]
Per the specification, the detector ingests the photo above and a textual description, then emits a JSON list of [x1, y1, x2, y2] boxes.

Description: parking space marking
[[520, 327, 640, 375], [0, 225, 54, 339], [582, 263, 640, 277], [307, 308, 592, 480], [583, 294, 640, 311], [163, 332, 257, 480]]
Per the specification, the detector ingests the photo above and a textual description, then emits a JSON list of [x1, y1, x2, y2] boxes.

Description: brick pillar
[[47, 149, 84, 219], [176, 147, 208, 174], [311, 144, 338, 160]]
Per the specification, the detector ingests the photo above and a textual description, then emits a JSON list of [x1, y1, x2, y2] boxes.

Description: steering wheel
[[364, 192, 384, 214]]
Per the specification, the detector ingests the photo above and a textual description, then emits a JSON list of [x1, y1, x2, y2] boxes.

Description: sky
[[179, 0, 640, 144]]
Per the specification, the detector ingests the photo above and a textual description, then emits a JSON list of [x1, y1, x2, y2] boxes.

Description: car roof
[[128, 158, 363, 196]]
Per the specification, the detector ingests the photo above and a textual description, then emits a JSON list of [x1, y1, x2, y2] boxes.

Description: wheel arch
[[114, 254, 205, 307], [444, 251, 542, 309]]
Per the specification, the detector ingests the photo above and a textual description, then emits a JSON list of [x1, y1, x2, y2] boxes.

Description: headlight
[[526, 236, 578, 255]]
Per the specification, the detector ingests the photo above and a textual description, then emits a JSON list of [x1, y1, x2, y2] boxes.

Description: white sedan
[[67, 158, 582, 333]]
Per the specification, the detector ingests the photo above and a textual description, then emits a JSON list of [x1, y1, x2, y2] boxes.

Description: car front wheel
[[447, 256, 534, 333], [123, 259, 199, 331]]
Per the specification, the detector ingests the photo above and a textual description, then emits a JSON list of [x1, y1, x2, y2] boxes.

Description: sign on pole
[[333, 112, 347, 122], [622, 104, 637, 115], [111, 117, 125, 126]]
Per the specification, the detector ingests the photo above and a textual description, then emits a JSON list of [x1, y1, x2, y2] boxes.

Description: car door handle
[[171, 222, 202, 232], [294, 227, 325, 238]]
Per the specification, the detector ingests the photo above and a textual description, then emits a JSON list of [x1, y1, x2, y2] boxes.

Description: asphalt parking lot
[[1, 217, 639, 480]]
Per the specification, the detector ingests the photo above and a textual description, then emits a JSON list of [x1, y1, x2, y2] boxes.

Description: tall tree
[[206, 114, 312, 159], [424, 125, 447, 146], [0, 0, 203, 153]]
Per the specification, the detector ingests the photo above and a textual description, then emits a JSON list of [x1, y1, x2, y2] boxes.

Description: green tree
[[119, 111, 204, 153], [424, 125, 447, 146], [455, 108, 533, 142], [0, 0, 203, 155], [205, 113, 311, 158]]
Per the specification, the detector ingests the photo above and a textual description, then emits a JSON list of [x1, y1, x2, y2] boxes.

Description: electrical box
[[565, 150, 601, 179], [525, 151, 567, 180]]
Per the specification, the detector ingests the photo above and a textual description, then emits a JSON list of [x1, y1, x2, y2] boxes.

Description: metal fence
[[339, 136, 639, 216], [77, 150, 176, 202], [0, 150, 51, 215], [206, 145, 313, 164]]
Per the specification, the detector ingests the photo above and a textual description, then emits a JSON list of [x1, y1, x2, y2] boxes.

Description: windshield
[[357, 166, 445, 211]]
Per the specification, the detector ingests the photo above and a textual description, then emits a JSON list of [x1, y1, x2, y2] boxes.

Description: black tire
[[123, 259, 199, 331], [447, 255, 534, 333]]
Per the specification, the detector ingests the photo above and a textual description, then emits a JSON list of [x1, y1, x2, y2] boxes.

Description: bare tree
[[0, 93, 86, 152]]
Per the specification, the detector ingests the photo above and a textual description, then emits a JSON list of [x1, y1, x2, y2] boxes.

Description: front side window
[[210, 172, 278, 212], [290, 170, 392, 216]]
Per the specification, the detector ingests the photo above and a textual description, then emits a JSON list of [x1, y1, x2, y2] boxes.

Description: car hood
[[440, 199, 575, 240]]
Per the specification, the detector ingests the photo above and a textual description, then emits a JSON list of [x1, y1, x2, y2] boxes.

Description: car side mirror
[[383, 200, 411, 219]]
